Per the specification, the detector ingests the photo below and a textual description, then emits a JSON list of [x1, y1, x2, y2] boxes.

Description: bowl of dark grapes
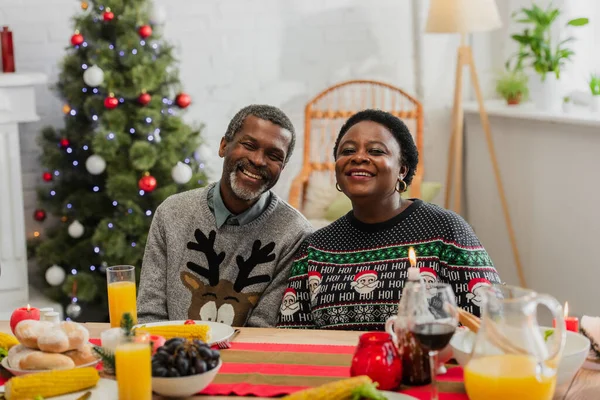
[[151, 337, 222, 397]]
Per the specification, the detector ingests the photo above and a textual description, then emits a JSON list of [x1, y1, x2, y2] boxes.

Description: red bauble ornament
[[138, 92, 151, 106], [104, 94, 119, 109], [60, 138, 70, 148], [70, 32, 84, 46], [33, 209, 47, 222], [42, 172, 53, 182], [103, 9, 115, 22], [138, 174, 157, 192], [175, 93, 191, 108], [138, 25, 152, 39]]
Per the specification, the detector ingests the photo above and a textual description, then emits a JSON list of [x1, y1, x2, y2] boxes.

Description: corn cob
[[282, 375, 375, 400], [137, 324, 211, 342], [0, 332, 19, 350], [5, 367, 99, 400]]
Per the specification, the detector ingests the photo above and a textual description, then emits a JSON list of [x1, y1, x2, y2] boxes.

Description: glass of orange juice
[[115, 330, 152, 400], [107, 265, 137, 328]]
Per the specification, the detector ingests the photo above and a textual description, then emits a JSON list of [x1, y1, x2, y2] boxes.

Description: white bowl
[[450, 327, 590, 385], [152, 359, 222, 397]]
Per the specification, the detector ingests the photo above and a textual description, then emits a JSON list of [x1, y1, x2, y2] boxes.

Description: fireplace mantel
[[0, 72, 47, 312]]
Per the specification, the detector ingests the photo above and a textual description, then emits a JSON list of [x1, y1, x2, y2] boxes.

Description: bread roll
[[7, 345, 36, 369], [7, 345, 74, 370], [19, 351, 75, 370], [64, 344, 99, 366], [60, 321, 89, 350], [14, 320, 54, 349], [37, 328, 69, 353]]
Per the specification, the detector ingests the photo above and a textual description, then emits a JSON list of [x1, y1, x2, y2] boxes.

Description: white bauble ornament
[[194, 144, 212, 163], [66, 301, 82, 319], [85, 155, 106, 175], [171, 161, 193, 184], [68, 220, 85, 238], [46, 265, 66, 286], [150, 5, 167, 25], [83, 65, 104, 87]]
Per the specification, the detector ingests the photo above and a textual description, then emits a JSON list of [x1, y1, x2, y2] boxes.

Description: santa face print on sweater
[[280, 288, 300, 316], [308, 271, 323, 303], [465, 278, 492, 308], [350, 270, 380, 295]]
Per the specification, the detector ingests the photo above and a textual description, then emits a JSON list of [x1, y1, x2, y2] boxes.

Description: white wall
[[2, 0, 505, 278]]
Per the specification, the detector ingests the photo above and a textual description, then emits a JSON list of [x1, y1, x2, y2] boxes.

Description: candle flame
[[564, 302, 569, 318], [26, 304, 30, 311], [408, 247, 416, 268]]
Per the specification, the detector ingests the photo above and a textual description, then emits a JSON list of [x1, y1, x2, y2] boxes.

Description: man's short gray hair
[[224, 104, 296, 163]]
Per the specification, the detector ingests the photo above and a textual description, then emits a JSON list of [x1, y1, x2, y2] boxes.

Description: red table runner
[[0, 339, 468, 399], [201, 342, 468, 399]]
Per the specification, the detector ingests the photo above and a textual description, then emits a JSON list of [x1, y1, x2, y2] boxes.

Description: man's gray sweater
[[137, 183, 313, 327]]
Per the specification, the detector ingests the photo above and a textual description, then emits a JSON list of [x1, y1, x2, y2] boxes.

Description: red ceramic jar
[[350, 332, 402, 391]]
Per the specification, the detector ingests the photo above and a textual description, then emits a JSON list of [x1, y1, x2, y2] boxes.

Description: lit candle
[[408, 247, 417, 269], [10, 304, 40, 334], [553, 302, 579, 332]]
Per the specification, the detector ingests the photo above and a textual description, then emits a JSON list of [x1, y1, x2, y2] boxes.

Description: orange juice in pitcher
[[464, 285, 565, 400], [465, 354, 556, 400]]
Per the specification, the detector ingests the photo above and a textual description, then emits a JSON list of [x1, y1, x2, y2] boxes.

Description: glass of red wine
[[405, 282, 458, 400]]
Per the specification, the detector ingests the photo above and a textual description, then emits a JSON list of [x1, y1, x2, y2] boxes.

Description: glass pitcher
[[464, 285, 566, 400]]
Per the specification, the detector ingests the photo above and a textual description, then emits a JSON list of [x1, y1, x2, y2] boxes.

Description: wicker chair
[[289, 80, 424, 214]]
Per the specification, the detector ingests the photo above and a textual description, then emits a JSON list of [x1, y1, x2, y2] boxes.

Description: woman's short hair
[[333, 109, 419, 186]]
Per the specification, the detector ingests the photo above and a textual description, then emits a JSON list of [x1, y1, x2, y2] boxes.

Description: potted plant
[[496, 70, 528, 105], [589, 74, 600, 112], [562, 96, 573, 113], [506, 3, 588, 111]]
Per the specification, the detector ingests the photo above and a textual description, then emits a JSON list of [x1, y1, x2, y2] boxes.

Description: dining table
[[0, 321, 598, 399]]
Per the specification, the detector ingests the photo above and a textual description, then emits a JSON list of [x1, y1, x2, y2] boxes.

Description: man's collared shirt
[[207, 181, 271, 228]]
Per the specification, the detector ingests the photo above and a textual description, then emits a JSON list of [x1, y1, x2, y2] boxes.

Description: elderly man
[[137, 105, 312, 327]]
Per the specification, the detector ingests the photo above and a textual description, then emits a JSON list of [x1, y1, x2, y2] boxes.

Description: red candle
[[1, 26, 15, 73], [10, 304, 40, 334], [553, 302, 579, 333]]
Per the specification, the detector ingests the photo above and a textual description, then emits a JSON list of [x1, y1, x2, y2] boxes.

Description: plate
[[49, 378, 117, 400], [1, 355, 99, 377], [133, 320, 235, 345], [380, 391, 419, 399]]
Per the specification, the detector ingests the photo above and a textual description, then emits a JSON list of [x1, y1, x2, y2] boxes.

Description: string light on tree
[[83, 65, 104, 87], [42, 172, 53, 182], [62, 104, 71, 114], [81, 1, 88, 10], [67, 220, 85, 239], [45, 265, 66, 286], [138, 172, 157, 192], [60, 138, 70, 148], [175, 92, 191, 108], [85, 154, 106, 175], [71, 31, 84, 46], [171, 161, 192, 184], [104, 93, 119, 109]]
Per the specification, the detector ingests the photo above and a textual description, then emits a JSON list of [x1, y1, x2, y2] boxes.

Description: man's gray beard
[[230, 170, 268, 201]]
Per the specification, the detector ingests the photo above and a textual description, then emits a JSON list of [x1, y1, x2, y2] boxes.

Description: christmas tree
[[30, 0, 208, 322]]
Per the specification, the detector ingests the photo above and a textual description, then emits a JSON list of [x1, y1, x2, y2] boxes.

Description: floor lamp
[[425, 0, 527, 288]]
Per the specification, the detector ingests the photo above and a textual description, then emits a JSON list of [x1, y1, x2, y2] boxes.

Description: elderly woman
[[277, 109, 501, 330]]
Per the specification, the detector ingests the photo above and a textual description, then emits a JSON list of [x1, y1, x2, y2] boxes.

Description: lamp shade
[[425, 0, 502, 33]]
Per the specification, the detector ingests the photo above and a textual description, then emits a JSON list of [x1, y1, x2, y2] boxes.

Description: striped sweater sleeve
[[439, 212, 501, 318]]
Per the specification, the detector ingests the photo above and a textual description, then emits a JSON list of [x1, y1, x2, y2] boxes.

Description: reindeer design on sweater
[[181, 229, 275, 326]]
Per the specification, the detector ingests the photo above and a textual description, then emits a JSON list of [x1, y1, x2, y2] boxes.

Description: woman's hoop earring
[[336, 183, 342, 192], [396, 179, 407, 193]]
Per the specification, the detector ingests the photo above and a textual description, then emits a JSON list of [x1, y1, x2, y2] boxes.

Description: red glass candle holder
[[350, 332, 402, 391]]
